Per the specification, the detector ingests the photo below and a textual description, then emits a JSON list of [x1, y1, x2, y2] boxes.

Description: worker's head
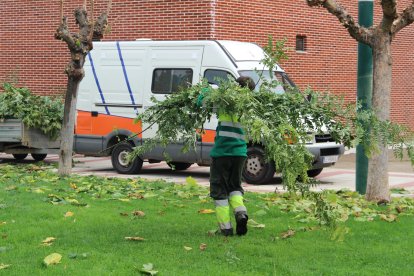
[[236, 76, 255, 91]]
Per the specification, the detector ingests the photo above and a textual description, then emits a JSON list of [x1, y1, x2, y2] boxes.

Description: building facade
[[1, 0, 413, 128]]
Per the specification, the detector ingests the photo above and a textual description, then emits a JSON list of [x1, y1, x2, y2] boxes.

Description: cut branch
[[392, 2, 414, 33], [307, 0, 374, 46], [381, 0, 398, 32]]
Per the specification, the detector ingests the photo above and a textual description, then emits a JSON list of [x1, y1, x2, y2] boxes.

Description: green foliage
[[132, 37, 414, 192], [1, 163, 414, 274], [0, 83, 64, 139]]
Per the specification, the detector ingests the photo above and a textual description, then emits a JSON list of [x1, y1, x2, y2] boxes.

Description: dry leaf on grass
[[43, 253, 62, 266], [125, 236, 145, 241], [198, 209, 215, 214]]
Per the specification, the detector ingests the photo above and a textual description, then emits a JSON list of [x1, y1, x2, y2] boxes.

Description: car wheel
[[111, 142, 143, 174], [242, 146, 275, 184], [167, 162, 192, 170], [12, 154, 28, 160], [31, 154, 47, 161], [307, 168, 323, 178]]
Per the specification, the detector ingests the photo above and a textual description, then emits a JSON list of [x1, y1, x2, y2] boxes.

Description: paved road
[[1, 151, 413, 196]]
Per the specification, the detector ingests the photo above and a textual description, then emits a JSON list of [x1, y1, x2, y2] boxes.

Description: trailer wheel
[[242, 146, 275, 184], [111, 142, 143, 174], [31, 154, 47, 161], [12, 154, 28, 160], [167, 162, 192, 171]]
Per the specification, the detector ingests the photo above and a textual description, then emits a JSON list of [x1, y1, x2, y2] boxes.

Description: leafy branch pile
[[133, 39, 414, 192], [0, 83, 64, 139]]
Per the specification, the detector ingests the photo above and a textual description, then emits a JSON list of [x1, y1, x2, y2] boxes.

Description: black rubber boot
[[235, 212, 248, 236], [220, 228, 234, 237]]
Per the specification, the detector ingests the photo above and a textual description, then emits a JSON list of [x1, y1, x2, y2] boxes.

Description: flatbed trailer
[[0, 119, 60, 161]]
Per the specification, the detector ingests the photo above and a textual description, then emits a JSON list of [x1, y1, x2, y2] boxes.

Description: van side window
[[204, 69, 235, 86], [152, 68, 193, 94]]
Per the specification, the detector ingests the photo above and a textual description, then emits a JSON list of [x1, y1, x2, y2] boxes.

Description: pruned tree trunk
[[367, 33, 393, 202], [55, 1, 109, 176], [307, 0, 414, 202]]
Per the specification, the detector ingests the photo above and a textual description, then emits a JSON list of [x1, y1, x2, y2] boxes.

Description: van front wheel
[[242, 146, 275, 184], [111, 143, 143, 174]]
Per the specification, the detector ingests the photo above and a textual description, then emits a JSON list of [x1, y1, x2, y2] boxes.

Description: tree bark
[[55, 3, 109, 176], [58, 67, 84, 175], [366, 32, 393, 202]]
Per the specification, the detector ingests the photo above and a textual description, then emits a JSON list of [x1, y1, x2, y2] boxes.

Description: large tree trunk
[[55, 3, 109, 176], [366, 32, 392, 202], [58, 71, 84, 175]]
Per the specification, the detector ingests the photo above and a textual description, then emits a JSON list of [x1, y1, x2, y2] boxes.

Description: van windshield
[[238, 70, 295, 94]]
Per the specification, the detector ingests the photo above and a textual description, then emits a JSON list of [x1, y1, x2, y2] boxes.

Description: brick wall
[[1, 0, 413, 128]]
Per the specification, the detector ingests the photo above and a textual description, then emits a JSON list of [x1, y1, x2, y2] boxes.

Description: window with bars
[[296, 35, 306, 52]]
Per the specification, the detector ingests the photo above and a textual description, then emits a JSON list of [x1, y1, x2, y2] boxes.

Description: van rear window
[[152, 69, 193, 94]]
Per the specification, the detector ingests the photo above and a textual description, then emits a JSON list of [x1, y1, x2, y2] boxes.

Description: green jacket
[[197, 87, 247, 157]]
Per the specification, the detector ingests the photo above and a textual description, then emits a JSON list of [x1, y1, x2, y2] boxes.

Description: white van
[[74, 40, 344, 184]]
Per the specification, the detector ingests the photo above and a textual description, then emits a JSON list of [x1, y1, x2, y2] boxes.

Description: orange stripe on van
[[75, 110, 142, 137], [201, 129, 216, 143]]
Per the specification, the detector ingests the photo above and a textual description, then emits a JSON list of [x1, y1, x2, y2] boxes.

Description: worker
[[197, 76, 255, 236]]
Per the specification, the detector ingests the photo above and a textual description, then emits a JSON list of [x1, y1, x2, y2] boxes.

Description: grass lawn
[[0, 163, 413, 275]]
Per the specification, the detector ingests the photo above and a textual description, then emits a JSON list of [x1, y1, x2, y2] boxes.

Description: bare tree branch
[[55, 16, 77, 49], [307, 0, 373, 46], [392, 2, 414, 33], [381, 0, 398, 32]]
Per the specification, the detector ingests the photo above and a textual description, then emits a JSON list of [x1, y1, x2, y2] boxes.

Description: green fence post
[[356, 0, 373, 194]]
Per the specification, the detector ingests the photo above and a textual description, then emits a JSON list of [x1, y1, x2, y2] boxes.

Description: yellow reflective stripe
[[216, 205, 231, 224], [218, 113, 239, 122], [229, 195, 245, 210]]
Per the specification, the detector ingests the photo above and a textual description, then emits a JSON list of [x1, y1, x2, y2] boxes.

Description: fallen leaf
[[0, 221, 6, 226], [42, 237, 56, 246], [184, 246, 192, 251], [64, 211, 74, 217], [379, 214, 398, 222], [198, 209, 215, 214], [330, 226, 350, 242], [199, 243, 207, 251], [132, 210, 146, 217], [248, 219, 265, 228], [207, 229, 219, 236], [125, 236, 145, 241], [43, 253, 62, 266], [0, 264, 11, 270], [139, 263, 158, 275], [280, 229, 295, 239]]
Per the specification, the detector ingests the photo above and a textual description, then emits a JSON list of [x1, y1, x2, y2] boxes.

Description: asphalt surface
[[1, 150, 413, 197]]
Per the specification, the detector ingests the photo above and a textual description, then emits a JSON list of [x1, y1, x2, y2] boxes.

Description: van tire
[[13, 154, 28, 160], [307, 168, 323, 178], [31, 154, 47, 161], [111, 142, 143, 174], [242, 146, 275, 184], [167, 162, 192, 171]]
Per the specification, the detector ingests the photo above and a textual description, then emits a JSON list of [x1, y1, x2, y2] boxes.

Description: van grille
[[315, 134, 335, 143]]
